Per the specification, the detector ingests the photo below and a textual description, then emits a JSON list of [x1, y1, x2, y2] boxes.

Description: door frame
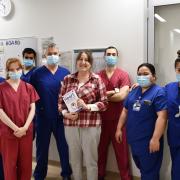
[[148, 0, 180, 64]]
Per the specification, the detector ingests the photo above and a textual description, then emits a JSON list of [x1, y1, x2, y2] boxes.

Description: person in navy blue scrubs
[[165, 50, 180, 180], [115, 63, 167, 180], [31, 43, 72, 180], [21, 48, 37, 83], [0, 76, 5, 180]]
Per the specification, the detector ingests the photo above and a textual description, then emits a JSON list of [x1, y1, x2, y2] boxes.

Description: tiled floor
[[31, 161, 140, 180]]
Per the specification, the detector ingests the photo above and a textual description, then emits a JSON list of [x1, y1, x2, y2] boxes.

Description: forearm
[[116, 108, 128, 130], [152, 110, 167, 140], [0, 109, 19, 131], [24, 103, 35, 130], [108, 86, 129, 102]]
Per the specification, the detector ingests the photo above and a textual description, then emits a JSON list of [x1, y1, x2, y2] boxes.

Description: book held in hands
[[63, 90, 81, 113]]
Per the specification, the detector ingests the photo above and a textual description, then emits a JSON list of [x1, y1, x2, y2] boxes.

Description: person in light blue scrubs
[[21, 48, 37, 83], [0, 76, 5, 180], [115, 63, 167, 180], [165, 50, 180, 180], [30, 43, 72, 180]]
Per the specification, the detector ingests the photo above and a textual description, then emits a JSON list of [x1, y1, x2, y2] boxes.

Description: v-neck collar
[[104, 68, 118, 81], [44, 65, 59, 75], [6, 80, 22, 93]]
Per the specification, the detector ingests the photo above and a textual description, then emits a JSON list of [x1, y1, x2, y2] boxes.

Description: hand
[[130, 83, 139, 91], [14, 126, 27, 138], [115, 129, 123, 143], [64, 112, 78, 121], [106, 90, 115, 97], [77, 99, 89, 110], [149, 138, 160, 153]]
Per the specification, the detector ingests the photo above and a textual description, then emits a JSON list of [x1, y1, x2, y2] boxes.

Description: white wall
[[0, 0, 147, 177]]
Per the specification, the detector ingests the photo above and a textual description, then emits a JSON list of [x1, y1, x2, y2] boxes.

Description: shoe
[[98, 177, 104, 180], [63, 177, 71, 180]]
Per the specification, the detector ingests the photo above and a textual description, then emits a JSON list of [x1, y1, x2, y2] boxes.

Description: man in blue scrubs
[[31, 43, 72, 180], [21, 48, 37, 83], [0, 76, 5, 180]]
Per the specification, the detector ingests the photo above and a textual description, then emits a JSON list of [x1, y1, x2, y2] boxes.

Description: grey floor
[[31, 161, 120, 180], [31, 161, 140, 180]]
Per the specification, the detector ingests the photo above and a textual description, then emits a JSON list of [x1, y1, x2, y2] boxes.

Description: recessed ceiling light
[[154, 14, 167, 22], [173, 29, 180, 34]]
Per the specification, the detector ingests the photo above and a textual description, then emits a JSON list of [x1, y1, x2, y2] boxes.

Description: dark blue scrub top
[[21, 67, 37, 83], [165, 82, 180, 147], [124, 84, 167, 144], [30, 65, 70, 119], [0, 77, 5, 83]]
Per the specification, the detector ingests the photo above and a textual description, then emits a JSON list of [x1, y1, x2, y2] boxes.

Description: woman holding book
[[58, 50, 108, 180]]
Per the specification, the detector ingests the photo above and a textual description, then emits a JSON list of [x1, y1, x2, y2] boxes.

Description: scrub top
[[124, 84, 167, 144], [21, 67, 37, 83], [0, 80, 39, 137], [30, 65, 70, 119], [99, 68, 130, 121], [165, 82, 180, 147]]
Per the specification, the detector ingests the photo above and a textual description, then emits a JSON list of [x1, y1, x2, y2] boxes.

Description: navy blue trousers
[[33, 115, 72, 180], [170, 146, 180, 180], [130, 139, 163, 180]]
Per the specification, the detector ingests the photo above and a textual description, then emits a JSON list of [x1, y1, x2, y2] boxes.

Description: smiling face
[[76, 52, 92, 72]]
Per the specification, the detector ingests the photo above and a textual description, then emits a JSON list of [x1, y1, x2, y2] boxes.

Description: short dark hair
[[174, 50, 180, 68], [76, 50, 93, 65], [22, 48, 37, 59], [137, 63, 156, 76], [104, 46, 118, 56]]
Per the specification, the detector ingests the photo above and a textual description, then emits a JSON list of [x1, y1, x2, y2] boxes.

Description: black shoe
[[98, 177, 104, 180], [63, 177, 71, 180]]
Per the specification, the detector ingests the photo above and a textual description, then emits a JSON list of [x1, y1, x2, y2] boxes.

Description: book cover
[[63, 90, 81, 113]]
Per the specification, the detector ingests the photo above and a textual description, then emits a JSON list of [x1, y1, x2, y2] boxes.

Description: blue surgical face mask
[[105, 56, 118, 66], [137, 75, 151, 87], [176, 74, 180, 82], [8, 70, 22, 80], [23, 59, 34, 67], [47, 55, 60, 65]]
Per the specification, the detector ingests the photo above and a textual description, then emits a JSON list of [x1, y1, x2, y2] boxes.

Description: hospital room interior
[[0, 0, 180, 180]]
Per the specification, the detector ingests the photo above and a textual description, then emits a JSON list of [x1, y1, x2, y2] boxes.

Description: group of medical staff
[[0, 44, 180, 180]]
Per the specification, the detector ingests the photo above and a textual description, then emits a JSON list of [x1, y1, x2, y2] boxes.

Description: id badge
[[133, 100, 141, 112]]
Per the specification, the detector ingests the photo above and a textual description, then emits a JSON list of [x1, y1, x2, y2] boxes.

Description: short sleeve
[[28, 84, 40, 103], [154, 88, 167, 112], [120, 71, 131, 87], [0, 87, 2, 108], [123, 96, 129, 109]]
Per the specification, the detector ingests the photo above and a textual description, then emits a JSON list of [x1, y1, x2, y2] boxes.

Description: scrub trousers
[[33, 115, 72, 180], [98, 120, 131, 180], [1, 133, 33, 180], [0, 154, 4, 180], [130, 139, 163, 180], [170, 146, 180, 180]]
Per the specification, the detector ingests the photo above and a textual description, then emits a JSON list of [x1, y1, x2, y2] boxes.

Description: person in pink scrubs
[[0, 58, 39, 180]]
